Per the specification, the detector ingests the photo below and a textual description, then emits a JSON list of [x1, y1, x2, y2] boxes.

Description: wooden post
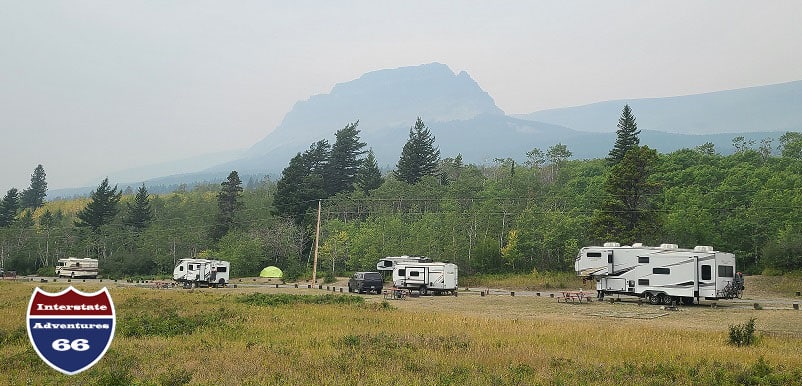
[[312, 200, 321, 285]]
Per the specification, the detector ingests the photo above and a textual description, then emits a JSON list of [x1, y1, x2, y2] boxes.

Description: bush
[[36, 266, 55, 277], [728, 318, 757, 347]]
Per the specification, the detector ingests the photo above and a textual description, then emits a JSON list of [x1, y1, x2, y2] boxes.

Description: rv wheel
[[662, 295, 676, 305], [419, 286, 428, 296], [648, 293, 662, 305]]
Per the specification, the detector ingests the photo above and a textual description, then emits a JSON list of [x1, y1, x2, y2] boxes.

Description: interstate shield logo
[[26, 286, 116, 375]]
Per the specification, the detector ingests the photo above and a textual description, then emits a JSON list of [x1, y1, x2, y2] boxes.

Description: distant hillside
[[77, 65, 800, 198], [516, 80, 802, 134]]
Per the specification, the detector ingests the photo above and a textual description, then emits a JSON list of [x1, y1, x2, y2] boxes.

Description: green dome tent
[[259, 266, 283, 278]]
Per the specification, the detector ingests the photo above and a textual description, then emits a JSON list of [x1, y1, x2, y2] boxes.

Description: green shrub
[[36, 266, 55, 277], [728, 318, 757, 347]]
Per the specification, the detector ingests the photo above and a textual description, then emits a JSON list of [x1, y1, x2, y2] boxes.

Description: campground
[[1, 274, 801, 384]]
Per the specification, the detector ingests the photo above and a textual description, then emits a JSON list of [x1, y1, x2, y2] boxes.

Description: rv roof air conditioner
[[693, 246, 714, 253], [603, 242, 620, 247], [659, 243, 679, 250]]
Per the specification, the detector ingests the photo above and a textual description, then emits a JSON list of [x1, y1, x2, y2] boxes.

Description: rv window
[[179, 266, 184, 272], [397, 269, 405, 276], [608, 254, 613, 264], [587, 252, 602, 258], [217, 267, 227, 273], [410, 271, 420, 277], [701, 265, 711, 280], [638, 279, 649, 286], [718, 265, 734, 278], [653, 268, 670, 275], [638, 256, 649, 264], [76, 262, 81, 267]]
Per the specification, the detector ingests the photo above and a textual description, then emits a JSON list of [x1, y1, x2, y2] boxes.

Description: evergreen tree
[[273, 149, 326, 222], [75, 178, 122, 232], [394, 117, 440, 184], [325, 121, 367, 196], [356, 149, 384, 194], [592, 146, 660, 244], [0, 188, 20, 227], [303, 140, 331, 173], [20, 164, 47, 210], [607, 105, 641, 165], [123, 184, 154, 232], [211, 171, 244, 242]]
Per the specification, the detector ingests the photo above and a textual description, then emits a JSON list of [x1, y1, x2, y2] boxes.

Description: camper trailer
[[55, 258, 99, 279], [173, 258, 230, 288], [392, 262, 458, 296], [575, 243, 744, 305], [376, 255, 432, 272]]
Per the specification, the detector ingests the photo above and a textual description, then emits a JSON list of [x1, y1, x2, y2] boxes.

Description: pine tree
[[273, 148, 327, 222], [325, 121, 367, 196], [20, 164, 47, 210], [394, 117, 440, 184], [75, 178, 122, 232], [211, 171, 244, 242], [607, 105, 641, 165], [356, 149, 384, 194], [0, 188, 20, 227], [123, 184, 154, 232], [592, 146, 660, 244]]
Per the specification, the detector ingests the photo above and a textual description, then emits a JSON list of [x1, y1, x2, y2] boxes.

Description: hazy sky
[[2, 1, 802, 191]]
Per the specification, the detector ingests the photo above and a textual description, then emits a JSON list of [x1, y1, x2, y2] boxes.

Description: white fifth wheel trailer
[[173, 258, 230, 288], [575, 243, 744, 305], [376, 255, 432, 272], [55, 257, 99, 279], [392, 262, 458, 296]]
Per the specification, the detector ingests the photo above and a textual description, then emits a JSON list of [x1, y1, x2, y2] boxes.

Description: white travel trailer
[[173, 258, 230, 288], [55, 257, 99, 279], [376, 255, 432, 272], [575, 243, 744, 305], [392, 262, 458, 296]]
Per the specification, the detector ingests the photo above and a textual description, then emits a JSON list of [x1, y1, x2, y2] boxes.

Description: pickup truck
[[348, 272, 383, 294]]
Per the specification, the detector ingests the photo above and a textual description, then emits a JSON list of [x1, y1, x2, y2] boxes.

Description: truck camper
[[575, 243, 744, 305]]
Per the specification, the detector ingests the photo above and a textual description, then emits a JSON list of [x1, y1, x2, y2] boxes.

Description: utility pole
[[312, 199, 321, 284]]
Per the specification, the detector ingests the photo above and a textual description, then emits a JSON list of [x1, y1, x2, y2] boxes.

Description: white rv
[[575, 243, 744, 305], [376, 255, 432, 272], [55, 258, 99, 279], [392, 262, 458, 296], [173, 258, 230, 288]]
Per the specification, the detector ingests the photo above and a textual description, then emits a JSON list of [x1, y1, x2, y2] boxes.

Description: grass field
[[1, 275, 801, 385]]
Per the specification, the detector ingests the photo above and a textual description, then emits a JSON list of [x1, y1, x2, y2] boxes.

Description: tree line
[[2, 110, 802, 279]]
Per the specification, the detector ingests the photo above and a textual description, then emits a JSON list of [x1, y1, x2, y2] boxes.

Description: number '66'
[[51, 338, 90, 352]]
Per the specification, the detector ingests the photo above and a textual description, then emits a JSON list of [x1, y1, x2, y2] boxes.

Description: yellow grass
[[1, 278, 801, 385]]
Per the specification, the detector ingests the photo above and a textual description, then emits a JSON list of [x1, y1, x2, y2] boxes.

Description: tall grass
[[1, 281, 802, 384]]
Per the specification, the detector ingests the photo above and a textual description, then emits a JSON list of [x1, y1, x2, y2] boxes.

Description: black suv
[[348, 272, 383, 294]]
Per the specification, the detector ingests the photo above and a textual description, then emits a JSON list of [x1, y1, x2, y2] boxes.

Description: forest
[[2, 110, 802, 280]]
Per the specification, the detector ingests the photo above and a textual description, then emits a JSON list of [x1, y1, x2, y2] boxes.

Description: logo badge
[[26, 286, 116, 375]]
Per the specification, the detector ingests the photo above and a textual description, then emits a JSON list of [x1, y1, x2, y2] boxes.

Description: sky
[[2, 1, 802, 192]]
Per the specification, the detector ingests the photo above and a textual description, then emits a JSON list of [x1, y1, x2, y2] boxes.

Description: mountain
[[69, 64, 798, 199], [208, 62, 508, 174], [516, 80, 802, 134]]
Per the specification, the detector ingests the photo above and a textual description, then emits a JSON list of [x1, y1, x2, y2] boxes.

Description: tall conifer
[[394, 117, 440, 184]]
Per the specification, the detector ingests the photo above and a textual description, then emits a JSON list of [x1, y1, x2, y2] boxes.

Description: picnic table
[[383, 287, 409, 300], [557, 291, 592, 303]]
